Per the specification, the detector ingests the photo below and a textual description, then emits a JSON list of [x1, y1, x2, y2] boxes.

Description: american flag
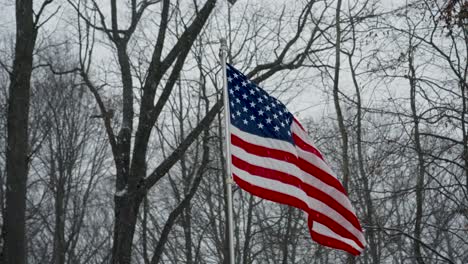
[[226, 63, 366, 255]]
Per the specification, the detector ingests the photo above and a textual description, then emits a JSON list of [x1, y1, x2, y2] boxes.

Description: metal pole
[[219, 38, 235, 264]]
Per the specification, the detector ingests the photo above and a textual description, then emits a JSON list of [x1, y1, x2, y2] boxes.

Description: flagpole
[[219, 38, 235, 264]]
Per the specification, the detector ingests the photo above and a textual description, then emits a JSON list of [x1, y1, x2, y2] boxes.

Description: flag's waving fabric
[[226, 64, 366, 255]]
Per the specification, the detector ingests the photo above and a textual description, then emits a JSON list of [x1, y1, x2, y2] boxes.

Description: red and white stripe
[[230, 119, 366, 255]]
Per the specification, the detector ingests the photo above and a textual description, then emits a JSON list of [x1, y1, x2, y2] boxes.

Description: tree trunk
[[332, 0, 354, 262], [281, 207, 293, 264], [348, 54, 378, 264], [331, 0, 350, 190], [183, 207, 193, 264], [52, 167, 66, 264], [3, 0, 36, 263], [461, 26, 468, 202], [241, 196, 254, 264], [142, 196, 150, 264], [111, 194, 142, 264], [408, 46, 426, 264]]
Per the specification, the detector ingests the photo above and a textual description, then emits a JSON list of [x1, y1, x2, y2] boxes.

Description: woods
[[0, 0, 467, 263]]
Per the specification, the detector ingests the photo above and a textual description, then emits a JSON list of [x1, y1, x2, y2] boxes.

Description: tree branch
[[144, 99, 222, 190]]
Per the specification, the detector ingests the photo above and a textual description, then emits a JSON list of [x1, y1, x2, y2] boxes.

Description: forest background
[[0, 0, 467, 263]]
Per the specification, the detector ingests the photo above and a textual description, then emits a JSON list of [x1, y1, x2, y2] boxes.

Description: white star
[[250, 115, 256, 121], [266, 118, 272, 124], [234, 85, 240, 91], [243, 119, 248, 124], [280, 122, 285, 127], [257, 123, 264, 129], [273, 113, 278, 119], [287, 131, 291, 135], [249, 89, 255, 95], [242, 81, 247, 86], [233, 73, 239, 78], [228, 77, 233, 82], [242, 106, 248, 112], [250, 102, 256, 108], [232, 114, 236, 119], [229, 89, 234, 95], [258, 97, 264, 103], [265, 106, 271, 111], [236, 111, 241, 116], [274, 126, 279, 131], [230, 102, 234, 107], [258, 110, 264, 116], [263, 94, 268, 99], [236, 98, 241, 103], [242, 94, 248, 99], [279, 111, 283, 116], [255, 86, 260, 92]]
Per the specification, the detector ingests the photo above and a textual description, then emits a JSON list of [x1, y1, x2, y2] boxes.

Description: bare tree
[[3, 0, 56, 263], [344, 9, 379, 263], [69, 0, 221, 262]]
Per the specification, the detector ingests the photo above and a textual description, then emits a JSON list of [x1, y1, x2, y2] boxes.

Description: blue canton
[[226, 64, 294, 143]]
